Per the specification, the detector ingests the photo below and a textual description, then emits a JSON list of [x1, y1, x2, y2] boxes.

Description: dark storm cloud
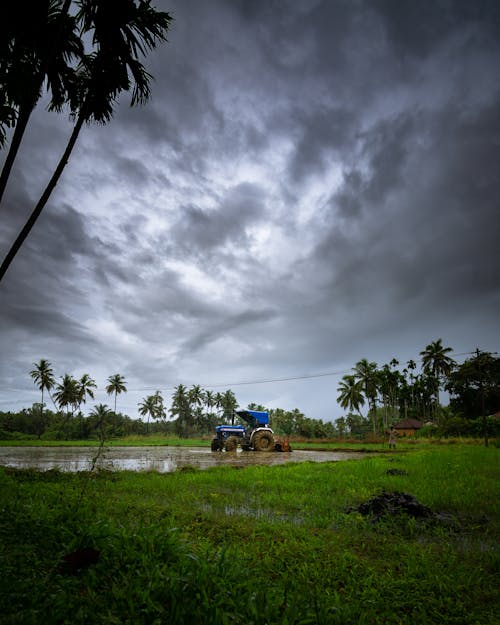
[[1, 0, 499, 419], [110, 156, 152, 189], [287, 107, 357, 184], [169, 182, 266, 255], [307, 97, 500, 323], [0, 202, 97, 334], [373, 0, 500, 58], [0, 198, 102, 401], [182, 308, 277, 353]]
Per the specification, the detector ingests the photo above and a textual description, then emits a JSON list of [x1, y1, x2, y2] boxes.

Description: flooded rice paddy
[[0, 445, 364, 473]]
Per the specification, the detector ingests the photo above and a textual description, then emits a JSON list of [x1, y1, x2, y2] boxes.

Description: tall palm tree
[[420, 339, 455, 379], [88, 403, 113, 442], [138, 390, 163, 434], [0, 0, 172, 282], [53, 373, 79, 416], [170, 384, 192, 437], [29, 358, 55, 424], [353, 359, 379, 434], [152, 390, 166, 421], [0, 0, 81, 201], [337, 375, 365, 416], [106, 373, 127, 416], [74, 372, 96, 435], [420, 339, 455, 410], [188, 384, 204, 407], [220, 390, 238, 424], [77, 373, 97, 408], [188, 385, 205, 430], [204, 390, 216, 413]]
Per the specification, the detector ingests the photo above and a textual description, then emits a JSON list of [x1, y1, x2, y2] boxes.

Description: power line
[[183, 369, 353, 389], [102, 368, 353, 394], [0, 348, 495, 402]]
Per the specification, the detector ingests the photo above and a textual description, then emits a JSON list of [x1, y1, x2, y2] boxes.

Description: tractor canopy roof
[[236, 409, 269, 427]]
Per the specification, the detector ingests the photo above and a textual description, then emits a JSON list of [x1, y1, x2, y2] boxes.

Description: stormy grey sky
[[1, 0, 499, 421]]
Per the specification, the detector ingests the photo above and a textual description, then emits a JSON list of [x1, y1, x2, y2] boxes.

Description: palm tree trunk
[[371, 398, 378, 435], [0, 102, 38, 205], [40, 387, 44, 440], [0, 113, 85, 282], [48, 389, 58, 412], [0, 0, 73, 207]]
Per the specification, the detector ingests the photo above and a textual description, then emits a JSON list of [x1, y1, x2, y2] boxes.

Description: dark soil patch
[[352, 491, 456, 526], [385, 468, 409, 476], [58, 547, 100, 574]]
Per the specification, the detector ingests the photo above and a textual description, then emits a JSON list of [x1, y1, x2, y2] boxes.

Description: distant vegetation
[[335, 340, 500, 444], [1, 339, 499, 443]]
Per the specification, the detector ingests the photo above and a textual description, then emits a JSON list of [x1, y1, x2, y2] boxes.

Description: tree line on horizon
[[335, 339, 499, 444], [337, 338, 456, 431], [0, 339, 498, 442]]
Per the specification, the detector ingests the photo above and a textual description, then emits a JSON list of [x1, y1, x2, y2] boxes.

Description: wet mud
[[0, 445, 365, 473]]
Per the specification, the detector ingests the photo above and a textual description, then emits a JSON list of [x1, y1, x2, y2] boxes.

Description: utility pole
[[475, 349, 487, 447]]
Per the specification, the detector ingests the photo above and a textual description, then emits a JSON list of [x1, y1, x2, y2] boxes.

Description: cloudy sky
[[1, 0, 499, 422]]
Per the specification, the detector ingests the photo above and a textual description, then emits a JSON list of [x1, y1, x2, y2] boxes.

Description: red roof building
[[393, 419, 423, 436]]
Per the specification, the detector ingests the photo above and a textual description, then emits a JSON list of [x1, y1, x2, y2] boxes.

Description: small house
[[393, 418, 423, 437]]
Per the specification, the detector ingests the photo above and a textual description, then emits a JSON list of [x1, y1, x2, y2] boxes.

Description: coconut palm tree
[[420, 339, 455, 411], [29, 358, 55, 425], [53, 373, 79, 417], [188, 385, 205, 430], [88, 403, 113, 442], [353, 359, 379, 434], [106, 373, 127, 416], [337, 375, 365, 416], [138, 390, 164, 434], [0, 0, 172, 282], [220, 390, 238, 424], [170, 384, 192, 437], [74, 372, 96, 435], [203, 389, 218, 431], [420, 339, 455, 379], [204, 390, 216, 413], [0, 0, 82, 200], [152, 390, 166, 422], [77, 373, 97, 407], [188, 384, 204, 407]]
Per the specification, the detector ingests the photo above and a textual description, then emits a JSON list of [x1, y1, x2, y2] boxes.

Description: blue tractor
[[211, 409, 276, 452]]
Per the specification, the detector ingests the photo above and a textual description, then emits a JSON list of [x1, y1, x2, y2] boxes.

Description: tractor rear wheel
[[252, 430, 275, 452], [225, 436, 239, 452]]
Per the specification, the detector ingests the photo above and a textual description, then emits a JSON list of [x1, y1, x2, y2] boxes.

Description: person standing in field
[[388, 427, 397, 449]]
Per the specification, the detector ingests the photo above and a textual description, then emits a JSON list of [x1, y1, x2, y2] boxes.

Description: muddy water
[[0, 446, 364, 473]]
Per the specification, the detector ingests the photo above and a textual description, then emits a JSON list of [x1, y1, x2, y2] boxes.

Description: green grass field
[[0, 444, 498, 624]]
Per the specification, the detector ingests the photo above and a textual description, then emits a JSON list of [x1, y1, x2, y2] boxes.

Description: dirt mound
[[355, 491, 435, 523]]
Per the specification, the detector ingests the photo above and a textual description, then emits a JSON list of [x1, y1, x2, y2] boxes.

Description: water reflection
[[0, 446, 363, 473]]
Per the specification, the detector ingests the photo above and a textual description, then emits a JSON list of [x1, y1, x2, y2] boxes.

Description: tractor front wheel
[[252, 430, 275, 452], [211, 438, 223, 452], [225, 436, 239, 452]]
